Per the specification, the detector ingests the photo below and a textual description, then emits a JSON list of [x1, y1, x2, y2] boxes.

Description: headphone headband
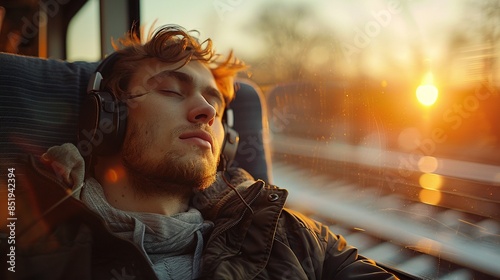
[[87, 52, 123, 93]]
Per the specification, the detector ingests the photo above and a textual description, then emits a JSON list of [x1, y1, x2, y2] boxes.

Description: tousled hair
[[104, 24, 246, 105]]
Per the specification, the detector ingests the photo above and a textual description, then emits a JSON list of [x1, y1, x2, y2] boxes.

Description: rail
[[270, 134, 500, 279]]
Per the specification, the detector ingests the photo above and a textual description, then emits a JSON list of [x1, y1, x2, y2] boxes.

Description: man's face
[[120, 58, 226, 196]]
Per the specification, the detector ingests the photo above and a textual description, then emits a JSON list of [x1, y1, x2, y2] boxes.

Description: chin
[[122, 139, 220, 193], [176, 155, 218, 185], [195, 174, 218, 191]]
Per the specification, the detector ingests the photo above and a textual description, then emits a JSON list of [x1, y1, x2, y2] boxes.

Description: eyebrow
[[148, 70, 226, 108]]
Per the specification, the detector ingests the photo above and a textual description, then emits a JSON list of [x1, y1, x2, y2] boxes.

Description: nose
[[187, 95, 216, 126]]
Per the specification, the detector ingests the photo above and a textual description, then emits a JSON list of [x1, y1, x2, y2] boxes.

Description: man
[[13, 24, 398, 279]]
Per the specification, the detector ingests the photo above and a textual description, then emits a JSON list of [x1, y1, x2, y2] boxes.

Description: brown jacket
[[4, 153, 398, 279]]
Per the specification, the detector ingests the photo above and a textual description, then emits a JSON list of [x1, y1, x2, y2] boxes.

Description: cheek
[[125, 104, 165, 143], [214, 122, 226, 150], [129, 96, 175, 126]]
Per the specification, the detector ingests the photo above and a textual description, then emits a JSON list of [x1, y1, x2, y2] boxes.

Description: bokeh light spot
[[419, 173, 443, 190], [418, 156, 438, 173], [105, 166, 126, 184], [105, 168, 119, 183], [419, 188, 442, 205], [397, 127, 422, 151]]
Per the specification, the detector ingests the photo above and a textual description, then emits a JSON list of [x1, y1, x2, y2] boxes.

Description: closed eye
[[158, 89, 183, 97]]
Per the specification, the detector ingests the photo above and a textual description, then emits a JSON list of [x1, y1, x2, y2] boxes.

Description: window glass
[[66, 0, 99, 61], [147, 0, 500, 278]]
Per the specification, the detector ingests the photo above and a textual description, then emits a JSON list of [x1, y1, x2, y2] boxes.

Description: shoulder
[[280, 208, 335, 238], [275, 207, 341, 255]]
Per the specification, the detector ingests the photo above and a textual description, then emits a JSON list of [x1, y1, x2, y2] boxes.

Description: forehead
[[133, 58, 217, 89]]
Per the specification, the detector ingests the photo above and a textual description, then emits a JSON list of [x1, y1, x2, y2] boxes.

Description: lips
[[179, 130, 214, 150]]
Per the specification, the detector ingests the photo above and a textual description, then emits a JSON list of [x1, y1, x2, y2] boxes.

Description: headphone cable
[[220, 156, 254, 214]]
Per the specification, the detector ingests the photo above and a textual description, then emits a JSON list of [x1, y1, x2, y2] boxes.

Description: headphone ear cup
[[77, 90, 127, 157], [218, 123, 239, 170]]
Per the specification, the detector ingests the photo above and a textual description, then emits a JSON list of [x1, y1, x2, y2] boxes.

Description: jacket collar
[[192, 167, 259, 219], [198, 177, 288, 278]]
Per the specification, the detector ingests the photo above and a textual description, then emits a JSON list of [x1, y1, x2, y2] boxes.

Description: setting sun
[[416, 84, 438, 106], [416, 70, 438, 106]]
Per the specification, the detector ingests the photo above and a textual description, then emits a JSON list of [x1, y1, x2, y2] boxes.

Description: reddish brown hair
[[105, 24, 246, 105]]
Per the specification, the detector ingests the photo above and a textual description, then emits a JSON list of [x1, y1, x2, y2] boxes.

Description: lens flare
[[106, 169, 118, 183], [105, 167, 125, 183]]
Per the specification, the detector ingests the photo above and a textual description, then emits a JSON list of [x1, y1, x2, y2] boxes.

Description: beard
[[121, 121, 219, 198]]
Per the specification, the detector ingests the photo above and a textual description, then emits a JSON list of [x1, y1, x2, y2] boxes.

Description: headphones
[[77, 52, 239, 169], [219, 108, 239, 170]]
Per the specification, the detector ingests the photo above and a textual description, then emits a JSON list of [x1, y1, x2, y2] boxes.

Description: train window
[[139, 2, 500, 279], [66, 0, 99, 61], [140, 0, 250, 56]]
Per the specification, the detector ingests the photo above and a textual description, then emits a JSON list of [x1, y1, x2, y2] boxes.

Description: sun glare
[[416, 70, 438, 107], [416, 84, 438, 106]]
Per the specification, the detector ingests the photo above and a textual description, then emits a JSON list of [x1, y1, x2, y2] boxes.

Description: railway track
[[270, 135, 500, 280]]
